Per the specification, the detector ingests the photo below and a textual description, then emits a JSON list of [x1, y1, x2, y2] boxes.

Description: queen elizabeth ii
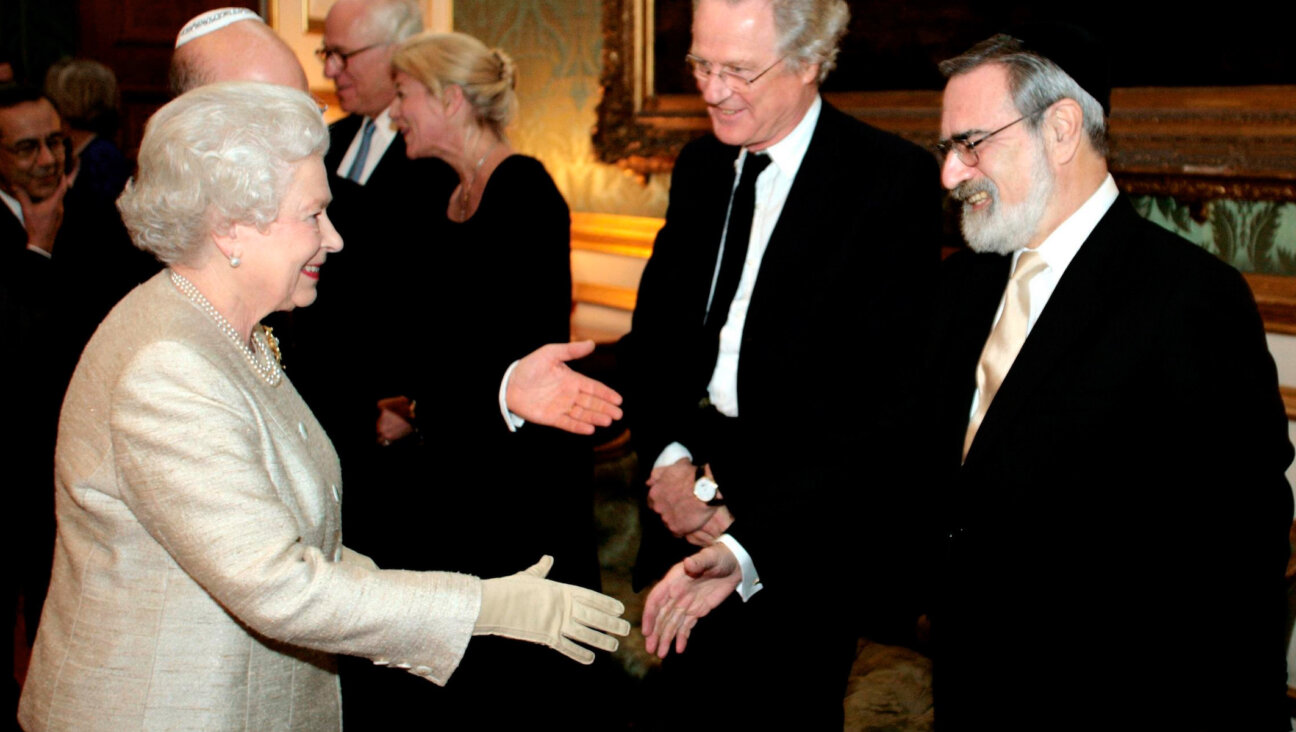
[[17, 82, 626, 731]]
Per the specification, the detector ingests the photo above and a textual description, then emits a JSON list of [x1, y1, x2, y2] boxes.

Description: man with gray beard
[[924, 26, 1292, 729]]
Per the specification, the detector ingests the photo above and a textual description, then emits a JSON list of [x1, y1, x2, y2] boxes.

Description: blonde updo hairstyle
[[117, 81, 328, 266], [392, 32, 518, 139]]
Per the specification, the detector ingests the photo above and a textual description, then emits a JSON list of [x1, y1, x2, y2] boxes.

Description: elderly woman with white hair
[[17, 82, 626, 731]]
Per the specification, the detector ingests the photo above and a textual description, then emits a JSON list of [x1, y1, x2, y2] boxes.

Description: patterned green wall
[[454, 0, 671, 217], [1134, 197, 1296, 276]]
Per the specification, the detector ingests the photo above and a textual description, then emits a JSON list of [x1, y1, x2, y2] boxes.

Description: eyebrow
[[943, 127, 991, 143], [687, 51, 756, 70]]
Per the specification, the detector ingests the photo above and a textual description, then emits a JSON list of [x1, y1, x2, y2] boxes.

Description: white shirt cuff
[[499, 360, 525, 432], [653, 442, 693, 469], [715, 534, 761, 601]]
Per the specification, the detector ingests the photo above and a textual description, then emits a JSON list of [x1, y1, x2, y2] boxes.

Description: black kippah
[[1007, 22, 1111, 116]]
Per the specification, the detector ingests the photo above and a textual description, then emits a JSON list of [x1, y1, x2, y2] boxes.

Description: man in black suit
[[925, 29, 1293, 729], [1, 86, 69, 730], [288, 0, 456, 468], [633, 0, 941, 726]]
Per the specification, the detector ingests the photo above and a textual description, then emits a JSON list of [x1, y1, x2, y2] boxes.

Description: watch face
[[694, 476, 718, 502]]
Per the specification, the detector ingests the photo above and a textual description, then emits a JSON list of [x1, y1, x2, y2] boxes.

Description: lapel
[[942, 250, 1014, 429], [963, 198, 1136, 465], [1, 203, 27, 254], [363, 129, 409, 190], [745, 103, 841, 316], [325, 114, 364, 177], [685, 140, 743, 324]]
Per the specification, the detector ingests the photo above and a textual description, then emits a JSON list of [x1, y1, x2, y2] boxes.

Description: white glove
[[475, 555, 630, 664]]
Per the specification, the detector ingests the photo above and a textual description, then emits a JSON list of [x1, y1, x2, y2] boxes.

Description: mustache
[[951, 179, 995, 203]]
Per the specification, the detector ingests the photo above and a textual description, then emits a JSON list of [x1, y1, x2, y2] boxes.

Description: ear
[[1043, 98, 1084, 165], [797, 61, 820, 86], [442, 83, 466, 116], [210, 223, 244, 263]]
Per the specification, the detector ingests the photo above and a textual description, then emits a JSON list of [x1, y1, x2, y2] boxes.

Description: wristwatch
[[693, 465, 722, 504]]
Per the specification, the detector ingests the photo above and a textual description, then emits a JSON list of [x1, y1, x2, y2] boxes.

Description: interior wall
[[452, 0, 671, 217]]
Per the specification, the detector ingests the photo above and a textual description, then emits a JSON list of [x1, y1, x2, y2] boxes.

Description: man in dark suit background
[[926, 28, 1293, 728], [632, 0, 941, 726], [292, 0, 457, 468], [1, 85, 68, 730]]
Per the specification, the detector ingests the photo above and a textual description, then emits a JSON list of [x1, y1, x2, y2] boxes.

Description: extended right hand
[[475, 556, 630, 664]]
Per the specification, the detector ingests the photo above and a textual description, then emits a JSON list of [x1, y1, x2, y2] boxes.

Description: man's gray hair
[[939, 34, 1108, 155], [364, 0, 424, 44], [695, 0, 849, 84], [118, 82, 329, 265]]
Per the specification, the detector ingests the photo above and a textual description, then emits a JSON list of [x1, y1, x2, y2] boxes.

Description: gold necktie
[[964, 250, 1048, 459]]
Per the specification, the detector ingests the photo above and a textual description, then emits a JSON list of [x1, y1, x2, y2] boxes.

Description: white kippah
[[175, 7, 263, 48]]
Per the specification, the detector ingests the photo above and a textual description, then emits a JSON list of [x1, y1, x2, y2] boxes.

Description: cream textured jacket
[[19, 272, 481, 731]]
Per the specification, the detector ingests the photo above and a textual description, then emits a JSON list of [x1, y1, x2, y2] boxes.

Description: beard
[[952, 140, 1054, 255]]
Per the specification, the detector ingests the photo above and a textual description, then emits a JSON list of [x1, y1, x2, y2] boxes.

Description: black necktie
[[705, 152, 771, 335]]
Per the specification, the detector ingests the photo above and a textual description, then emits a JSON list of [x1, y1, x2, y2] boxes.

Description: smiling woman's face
[[235, 157, 343, 314], [389, 71, 454, 160]]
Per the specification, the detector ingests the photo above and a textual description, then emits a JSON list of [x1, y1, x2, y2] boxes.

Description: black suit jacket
[[925, 197, 1293, 729], [287, 114, 457, 458], [626, 101, 943, 626]]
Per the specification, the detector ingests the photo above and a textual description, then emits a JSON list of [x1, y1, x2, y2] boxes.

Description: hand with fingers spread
[[475, 555, 630, 664], [505, 340, 623, 435], [642, 543, 740, 659]]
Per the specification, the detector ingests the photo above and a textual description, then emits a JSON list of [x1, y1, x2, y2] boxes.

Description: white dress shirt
[[654, 95, 825, 601], [967, 173, 1119, 421], [334, 106, 398, 186]]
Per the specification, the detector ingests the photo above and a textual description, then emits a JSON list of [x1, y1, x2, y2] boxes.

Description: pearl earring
[[229, 255, 241, 268]]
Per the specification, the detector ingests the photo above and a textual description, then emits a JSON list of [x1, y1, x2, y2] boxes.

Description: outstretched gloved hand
[[474, 555, 630, 664]]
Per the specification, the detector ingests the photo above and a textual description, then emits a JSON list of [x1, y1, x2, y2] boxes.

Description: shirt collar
[[1015, 173, 1119, 275], [737, 94, 821, 179], [0, 188, 22, 227]]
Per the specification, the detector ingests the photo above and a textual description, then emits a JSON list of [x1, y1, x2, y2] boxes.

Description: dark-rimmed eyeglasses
[[934, 114, 1035, 167], [0, 132, 66, 161], [685, 54, 784, 92], [315, 42, 386, 70]]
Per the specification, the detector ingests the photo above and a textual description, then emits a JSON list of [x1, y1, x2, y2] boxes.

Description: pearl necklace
[[170, 270, 283, 387]]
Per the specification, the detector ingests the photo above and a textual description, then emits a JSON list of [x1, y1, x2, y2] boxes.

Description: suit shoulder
[[1120, 206, 1246, 288], [822, 103, 933, 166], [675, 132, 738, 170], [328, 115, 362, 140]]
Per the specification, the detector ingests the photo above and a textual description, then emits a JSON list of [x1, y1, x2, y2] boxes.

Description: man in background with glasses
[[1, 84, 69, 730], [629, 0, 940, 726], [296, 2, 458, 637], [926, 27, 1291, 728]]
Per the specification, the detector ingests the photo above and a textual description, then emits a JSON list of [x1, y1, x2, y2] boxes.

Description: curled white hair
[[117, 81, 328, 266]]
